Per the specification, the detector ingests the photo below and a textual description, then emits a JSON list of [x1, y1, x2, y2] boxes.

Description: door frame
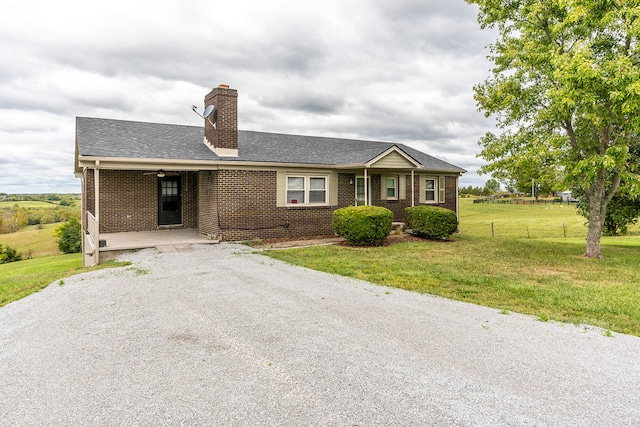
[[158, 176, 182, 226], [355, 176, 371, 206]]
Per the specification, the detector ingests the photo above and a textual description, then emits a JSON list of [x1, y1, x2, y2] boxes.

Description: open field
[[0, 254, 128, 308], [0, 223, 62, 258], [263, 199, 640, 336], [459, 197, 640, 240], [0, 200, 63, 209], [1, 195, 80, 256]]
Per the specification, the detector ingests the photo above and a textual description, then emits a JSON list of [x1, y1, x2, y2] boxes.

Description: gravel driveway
[[1, 243, 639, 426]]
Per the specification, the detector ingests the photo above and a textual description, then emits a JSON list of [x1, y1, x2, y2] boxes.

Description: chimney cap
[[218, 84, 230, 89]]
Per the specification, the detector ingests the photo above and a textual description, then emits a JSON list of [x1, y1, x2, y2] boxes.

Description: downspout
[[94, 160, 100, 265]]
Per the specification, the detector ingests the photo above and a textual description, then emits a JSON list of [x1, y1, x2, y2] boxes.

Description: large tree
[[484, 178, 501, 194], [467, 0, 640, 257]]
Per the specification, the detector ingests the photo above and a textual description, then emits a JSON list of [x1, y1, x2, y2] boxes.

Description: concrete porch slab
[[99, 229, 218, 252]]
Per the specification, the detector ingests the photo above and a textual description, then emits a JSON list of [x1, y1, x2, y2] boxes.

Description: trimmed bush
[[332, 206, 393, 246], [404, 206, 458, 239]]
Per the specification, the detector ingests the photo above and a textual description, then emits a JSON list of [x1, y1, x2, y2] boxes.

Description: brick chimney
[[203, 84, 238, 157]]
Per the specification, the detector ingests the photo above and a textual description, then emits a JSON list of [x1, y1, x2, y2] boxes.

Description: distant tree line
[[0, 193, 80, 203], [0, 203, 78, 234], [459, 179, 502, 197]]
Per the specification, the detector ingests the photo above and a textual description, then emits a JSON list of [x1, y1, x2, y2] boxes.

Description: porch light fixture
[[156, 171, 166, 178]]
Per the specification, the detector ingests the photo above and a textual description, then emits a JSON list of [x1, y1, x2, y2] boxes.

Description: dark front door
[[158, 176, 182, 225]]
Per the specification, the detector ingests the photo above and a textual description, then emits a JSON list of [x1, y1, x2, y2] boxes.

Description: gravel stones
[[1, 243, 639, 426]]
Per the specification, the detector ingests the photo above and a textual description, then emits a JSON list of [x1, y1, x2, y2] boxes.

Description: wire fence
[[459, 221, 587, 239], [472, 198, 577, 206]]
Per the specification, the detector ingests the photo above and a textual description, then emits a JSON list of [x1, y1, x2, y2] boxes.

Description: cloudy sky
[[0, 0, 498, 194]]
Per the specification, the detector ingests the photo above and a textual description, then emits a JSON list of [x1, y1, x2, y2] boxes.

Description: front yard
[[262, 200, 640, 336]]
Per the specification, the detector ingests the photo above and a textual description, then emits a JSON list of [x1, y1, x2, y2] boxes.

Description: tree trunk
[[583, 168, 621, 258], [584, 176, 607, 258], [585, 200, 604, 258]]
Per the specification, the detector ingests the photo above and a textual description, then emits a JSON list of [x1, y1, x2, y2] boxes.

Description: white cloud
[[0, 0, 497, 193]]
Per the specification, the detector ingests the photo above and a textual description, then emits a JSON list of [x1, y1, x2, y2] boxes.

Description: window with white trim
[[419, 175, 440, 204], [425, 178, 436, 202], [287, 176, 305, 204], [309, 177, 327, 203], [286, 175, 327, 205], [386, 176, 398, 200]]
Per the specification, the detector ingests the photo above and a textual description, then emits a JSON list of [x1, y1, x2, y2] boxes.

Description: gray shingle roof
[[76, 117, 465, 172]]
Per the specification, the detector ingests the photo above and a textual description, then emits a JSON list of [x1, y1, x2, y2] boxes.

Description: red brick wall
[[204, 85, 238, 150], [198, 171, 219, 237], [84, 170, 198, 233], [365, 174, 458, 221], [443, 176, 458, 213], [182, 173, 198, 228], [214, 170, 337, 241], [368, 174, 407, 221], [83, 168, 458, 240], [338, 173, 355, 207]]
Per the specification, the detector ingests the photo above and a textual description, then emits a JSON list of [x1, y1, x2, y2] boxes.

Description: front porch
[[100, 228, 218, 251], [87, 228, 218, 265]]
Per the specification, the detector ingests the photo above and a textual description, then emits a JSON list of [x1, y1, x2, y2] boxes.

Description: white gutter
[[78, 156, 465, 175]]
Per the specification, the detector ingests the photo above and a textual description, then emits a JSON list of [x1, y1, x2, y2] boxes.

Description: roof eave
[[78, 156, 467, 175], [77, 156, 339, 170]]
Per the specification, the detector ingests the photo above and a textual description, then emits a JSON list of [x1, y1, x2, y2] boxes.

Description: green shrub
[[405, 206, 458, 239], [332, 206, 393, 246], [54, 217, 82, 254], [0, 243, 22, 264]]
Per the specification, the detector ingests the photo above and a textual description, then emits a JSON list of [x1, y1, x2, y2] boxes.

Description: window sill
[[284, 204, 332, 209]]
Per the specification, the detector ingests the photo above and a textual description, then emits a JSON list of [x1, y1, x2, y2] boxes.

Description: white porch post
[[94, 160, 100, 265], [411, 170, 415, 207], [363, 168, 368, 206]]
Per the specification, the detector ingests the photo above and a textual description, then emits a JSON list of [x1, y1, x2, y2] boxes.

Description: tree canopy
[[467, 0, 640, 257]]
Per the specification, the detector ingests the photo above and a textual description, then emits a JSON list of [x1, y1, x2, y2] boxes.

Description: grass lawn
[[0, 223, 62, 258], [0, 254, 128, 308], [262, 199, 640, 336]]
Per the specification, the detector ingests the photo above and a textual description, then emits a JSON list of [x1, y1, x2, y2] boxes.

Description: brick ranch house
[[75, 84, 465, 265]]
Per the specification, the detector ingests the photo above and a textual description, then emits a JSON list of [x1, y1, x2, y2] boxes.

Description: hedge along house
[[76, 84, 466, 266]]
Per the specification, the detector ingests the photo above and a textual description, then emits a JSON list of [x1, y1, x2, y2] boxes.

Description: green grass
[[459, 197, 640, 240], [0, 254, 128, 308], [262, 199, 640, 336], [0, 200, 61, 209], [0, 223, 62, 258]]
